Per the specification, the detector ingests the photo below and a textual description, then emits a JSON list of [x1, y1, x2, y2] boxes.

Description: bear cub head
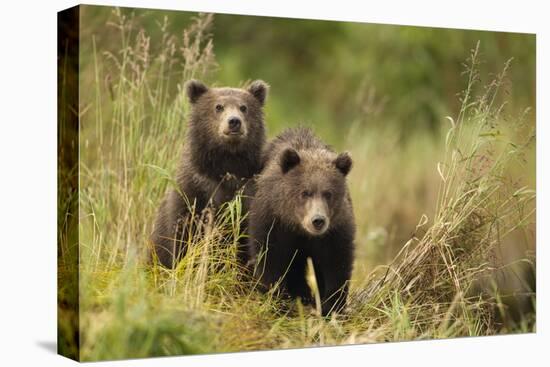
[[185, 79, 269, 152], [277, 146, 352, 236]]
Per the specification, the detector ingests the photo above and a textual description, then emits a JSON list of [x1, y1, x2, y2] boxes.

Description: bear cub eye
[[322, 191, 333, 200], [301, 190, 313, 199], [215, 104, 224, 113], [239, 105, 247, 113]]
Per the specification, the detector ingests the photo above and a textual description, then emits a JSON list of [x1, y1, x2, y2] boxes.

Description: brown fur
[[151, 80, 269, 268], [248, 127, 355, 316]]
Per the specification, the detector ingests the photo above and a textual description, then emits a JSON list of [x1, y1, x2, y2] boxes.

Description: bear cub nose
[[312, 215, 326, 230], [228, 117, 242, 132]]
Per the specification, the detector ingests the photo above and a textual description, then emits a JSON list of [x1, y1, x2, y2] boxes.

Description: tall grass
[[59, 9, 536, 361], [351, 43, 535, 339]]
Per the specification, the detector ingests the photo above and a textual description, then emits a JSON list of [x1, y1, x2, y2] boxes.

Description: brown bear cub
[[248, 127, 355, 316], [151, 80, 269, 268]]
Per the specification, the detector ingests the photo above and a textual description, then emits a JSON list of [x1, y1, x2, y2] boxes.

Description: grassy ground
[[58, 11, 536, 361]]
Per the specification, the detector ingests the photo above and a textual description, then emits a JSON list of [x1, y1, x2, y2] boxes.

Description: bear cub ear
[[185, 80, 208, 104], [248, 80, 269, 106], [280, 148, 301, 174], [334, 152, 352, 176]]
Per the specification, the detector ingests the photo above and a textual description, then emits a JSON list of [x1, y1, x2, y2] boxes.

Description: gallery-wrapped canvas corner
[[58, 4, 536, 362]]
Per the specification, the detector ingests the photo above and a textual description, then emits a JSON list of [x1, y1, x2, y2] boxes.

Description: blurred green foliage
[[84, 6, 534, 143], [212, 15, 535, 140]]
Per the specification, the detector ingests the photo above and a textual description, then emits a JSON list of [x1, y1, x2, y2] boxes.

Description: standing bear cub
[[248, 127, 355, 316], [151, 79, 269, 268]]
